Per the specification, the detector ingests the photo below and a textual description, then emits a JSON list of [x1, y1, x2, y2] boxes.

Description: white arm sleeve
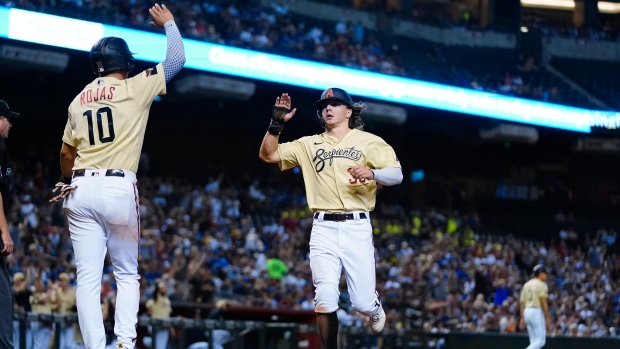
[[371, 167, 403, 186], [162, 20, 186, 83]]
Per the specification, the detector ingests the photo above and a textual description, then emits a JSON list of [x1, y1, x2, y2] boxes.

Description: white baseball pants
[[524, 307, 546, 349], [63, 170, 140, 349], [310, 212, 380, 316]]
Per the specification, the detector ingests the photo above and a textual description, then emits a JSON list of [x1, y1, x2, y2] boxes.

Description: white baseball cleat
[[369, 306, 386, 333]]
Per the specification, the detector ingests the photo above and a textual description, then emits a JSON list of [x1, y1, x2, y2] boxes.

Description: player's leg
[[310, 221, 343, 349], [340, 217, 383, 330], [533, 309, 546, 349], [66, 203, 108, 349], [101, 178, 140, 349], [524, 308, 544, 349]]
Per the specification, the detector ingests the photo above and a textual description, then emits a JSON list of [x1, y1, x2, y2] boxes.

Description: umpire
[[0, 99, 18, 349]]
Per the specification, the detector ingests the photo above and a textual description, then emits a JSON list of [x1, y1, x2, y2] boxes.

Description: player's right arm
[[519, 293, 525, 329], [60, 143, 77, 180], [259, 93, 297, 164], [539, 284, 551, 331], [60, 114, 77, 183], [259, 132, 282, 163]]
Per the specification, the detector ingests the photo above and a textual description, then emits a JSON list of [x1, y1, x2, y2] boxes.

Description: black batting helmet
[[533, 264, 549, 276], [315, 88, 365, 130], [90, 37, 135, 75]]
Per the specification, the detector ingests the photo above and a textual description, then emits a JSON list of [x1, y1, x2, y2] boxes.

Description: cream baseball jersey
[[63, 63, 166, 173], [521, 278, 549, 308], [278, 129, 400, 212]]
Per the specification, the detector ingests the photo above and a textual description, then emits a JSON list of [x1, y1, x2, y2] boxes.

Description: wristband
[[63, 177, 72, 185], [268, 117, 286, 135]]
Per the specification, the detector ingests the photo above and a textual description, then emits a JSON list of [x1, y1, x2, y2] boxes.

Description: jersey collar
[[321, 129, 358, 145]]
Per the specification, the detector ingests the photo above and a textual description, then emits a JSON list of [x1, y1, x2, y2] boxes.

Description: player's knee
[[314, 283, 339, 313], [537, 338, 546, 348], [113, 268, 140, 280], [350, 293, 379, 316]]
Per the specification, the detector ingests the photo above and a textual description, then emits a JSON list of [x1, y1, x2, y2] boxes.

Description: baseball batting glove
[[268, 106, 290, 135], [49, 182, 77, 202]]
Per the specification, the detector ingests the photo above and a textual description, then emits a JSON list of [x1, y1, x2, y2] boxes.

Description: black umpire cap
[[533, 264, 550, 276], [0, 100, 20, 119]]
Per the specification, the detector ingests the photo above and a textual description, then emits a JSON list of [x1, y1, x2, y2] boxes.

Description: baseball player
[[145, 282, 173, 349], [519, 264, 551, 349], [259, 89, 403, 349], [51, 4, 185, 349]]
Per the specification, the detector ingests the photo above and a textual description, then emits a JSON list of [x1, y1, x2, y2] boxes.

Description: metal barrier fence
[[15, 313, 620, 349], [12, 312, 431, 349]]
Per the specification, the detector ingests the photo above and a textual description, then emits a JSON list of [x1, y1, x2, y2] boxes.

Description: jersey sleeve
[[62, 111, 76, 146], [539, 284, 549, 299], [128, 63, 167, 110], [145, 299, 154, 309], [277, 139, 305, 171], [366, 138, 401, 169]]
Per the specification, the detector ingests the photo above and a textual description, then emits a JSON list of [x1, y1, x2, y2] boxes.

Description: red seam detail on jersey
[[133, 182, 140, 335], [371, 221, 380, 307], [133, 182, 140, 252]]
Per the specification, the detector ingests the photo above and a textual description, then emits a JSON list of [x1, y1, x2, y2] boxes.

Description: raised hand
[[273, 93, 297, 122], [149, 3, 174, 28]]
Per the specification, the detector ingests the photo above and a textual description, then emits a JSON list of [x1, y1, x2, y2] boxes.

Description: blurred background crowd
[[4, 153, 620, 349], [2, 0, 620, 348], [0, 0, 604, 108]]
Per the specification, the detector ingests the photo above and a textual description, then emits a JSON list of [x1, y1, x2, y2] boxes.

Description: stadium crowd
[[0, 0, 578, 107], [2, 153, 619, 349]]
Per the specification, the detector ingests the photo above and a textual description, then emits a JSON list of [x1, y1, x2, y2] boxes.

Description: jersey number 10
[[83, 107, 115, 146]]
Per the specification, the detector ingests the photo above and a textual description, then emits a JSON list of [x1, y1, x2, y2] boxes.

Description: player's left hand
[[518, 318, 525, 330], [348, 165, 374, 181], [0, 231, 13, 256], [546, 319, 552, 332]]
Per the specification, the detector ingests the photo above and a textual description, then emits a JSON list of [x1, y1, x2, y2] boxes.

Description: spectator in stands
[[145, 282, 173, 349], [206, 300, 232, 349], [0, 146, 617, 341], [266, 251, 288, 280], [30, 278, 53, 349], [12, 272, 31, 349], [52, 273, 77, 349]]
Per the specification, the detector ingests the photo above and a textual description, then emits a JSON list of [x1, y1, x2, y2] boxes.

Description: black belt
[[73, 169, 125, 178], [314, 212, 367, 221]]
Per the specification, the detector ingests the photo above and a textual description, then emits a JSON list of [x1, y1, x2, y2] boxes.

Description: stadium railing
[[12, 312, 619, 349]]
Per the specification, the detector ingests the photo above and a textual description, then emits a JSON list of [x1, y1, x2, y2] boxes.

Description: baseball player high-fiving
[[519, 264, 551, 349], [53, 4, 185, 349], [259, 89, 403, 349]]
